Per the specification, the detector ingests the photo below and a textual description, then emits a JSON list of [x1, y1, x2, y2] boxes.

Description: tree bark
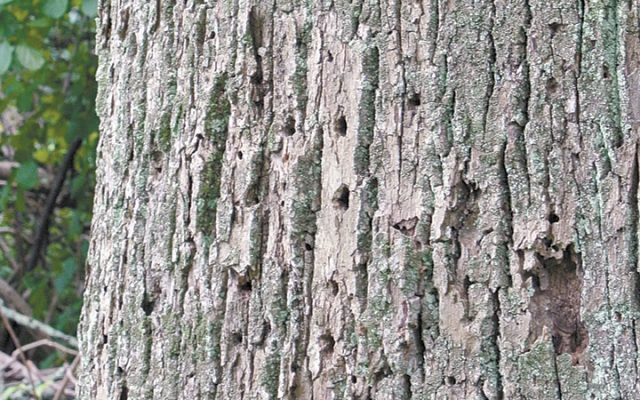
[[79, 0, 640, 398]]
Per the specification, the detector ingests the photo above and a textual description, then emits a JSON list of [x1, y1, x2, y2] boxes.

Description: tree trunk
[[79, 0, 640, 398]]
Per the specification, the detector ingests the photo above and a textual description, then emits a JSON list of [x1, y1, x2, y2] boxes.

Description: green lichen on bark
[[196, 74, 231, 234], [290, 129, 323, 237], [293, 15, 312, 113], [517, 339, 562, 399], [354, 44, 379, 177]]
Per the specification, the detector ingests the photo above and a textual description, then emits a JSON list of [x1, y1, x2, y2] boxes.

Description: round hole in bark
[[530, 274, 541, 290], [232, 332, 243, 344], [548, 212, 559, 223], [237, 151, 243, 160], [328, 279, 339, 296], [304, 242, 313, 251], [446, 376, 456, 385], [332, 184, 350, 210], [335, 115, 347, 136], [283, 116, 296, 136], [141, 296, 155, 316], [326, 50, 334, 62], [351, 375, 357, 384], [239, 280, 252, 291], [546, 77, 559, 93], [320, 333, 335, 353], [408, 92, 421, 107], [548, 22, 563, 34]]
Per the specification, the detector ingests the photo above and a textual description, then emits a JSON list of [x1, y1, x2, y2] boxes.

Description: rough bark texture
[[79, 0, 640, 398]]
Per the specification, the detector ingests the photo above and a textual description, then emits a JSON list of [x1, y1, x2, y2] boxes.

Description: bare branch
[[0, 299, 77, 348]]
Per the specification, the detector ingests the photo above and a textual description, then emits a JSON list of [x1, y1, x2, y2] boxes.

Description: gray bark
[[79, 0, 640, 398]]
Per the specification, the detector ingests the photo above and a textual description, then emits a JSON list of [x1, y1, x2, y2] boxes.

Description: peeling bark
[[79, 0, 640, 398]]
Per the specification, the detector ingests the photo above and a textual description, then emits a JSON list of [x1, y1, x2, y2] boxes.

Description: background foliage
[[0, 0, 97, 366]]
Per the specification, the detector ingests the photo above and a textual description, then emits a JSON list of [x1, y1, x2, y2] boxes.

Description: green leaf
[[81, 0, 97, 17], [0, 186, 10, 211], [54, 258, 76, 292], [70, 175, 86, 199], [69, 210, 82, 237], [17, 89, 33, 112], [15, 190, 26, 212], [42, 0, 68, 18], [0, 41, 12, 75], [15, 161, 39, 190], [28, 18, 52, 28], [15, 45, 45, 71]]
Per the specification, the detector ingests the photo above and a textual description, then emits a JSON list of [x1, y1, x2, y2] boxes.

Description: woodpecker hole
[[238, 276, 253, 291], [283, 116, 296, 136], [319, 333, 335, 354], [335, 115, 347, 136], [332, 184, 350, 210], [408, 92, 421, 107], [546, 77, 559, 94], [328, 279, 339, 296]]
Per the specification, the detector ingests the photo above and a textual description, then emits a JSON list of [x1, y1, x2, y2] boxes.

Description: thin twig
[[24, 137, 82, 276], [52, 355, 80, 400], [11, 338, 78, 358], [0, 278, 32, 316], [0, 299, 78, 348], [0, 226, 33, 245], [0, 307, 39, 399], [0, 227, 15, 234], [0, 235, 21, 272]]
